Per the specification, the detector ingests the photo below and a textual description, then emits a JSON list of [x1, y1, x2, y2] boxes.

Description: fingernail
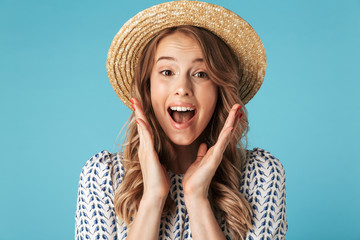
[[236, 105, 242, 115], [132, 104, 136, 111], [135, 119, 139, 124], [238, 113, 243, 119], [130, 98, 135, 104], [231, 127, 234, 133]]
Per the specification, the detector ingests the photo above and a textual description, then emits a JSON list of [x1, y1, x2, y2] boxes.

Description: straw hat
[[106, 1, 266, 109]]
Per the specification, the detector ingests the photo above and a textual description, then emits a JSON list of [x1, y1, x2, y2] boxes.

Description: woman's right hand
[[131, 98, 170, 202]]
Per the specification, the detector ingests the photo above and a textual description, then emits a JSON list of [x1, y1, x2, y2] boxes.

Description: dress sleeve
[[75, 150, 118, 240], [240, 148, 288, 240]]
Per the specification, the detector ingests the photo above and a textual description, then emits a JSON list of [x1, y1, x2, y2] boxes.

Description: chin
[[168, 135, 197, 147]]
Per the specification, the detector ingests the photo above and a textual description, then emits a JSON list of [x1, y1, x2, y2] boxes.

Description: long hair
[[114, 26, 253, 239]]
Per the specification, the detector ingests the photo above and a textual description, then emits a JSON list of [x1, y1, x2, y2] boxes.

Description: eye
[[160, 70, 173, 76], [193, 71, 208, 78]]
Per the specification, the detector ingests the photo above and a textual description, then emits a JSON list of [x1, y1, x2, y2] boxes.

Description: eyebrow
[[156, 56, 204, 63]]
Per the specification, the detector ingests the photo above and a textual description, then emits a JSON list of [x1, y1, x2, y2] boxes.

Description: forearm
[[185, 197, 226, 240], [126, 195, 165, 240]]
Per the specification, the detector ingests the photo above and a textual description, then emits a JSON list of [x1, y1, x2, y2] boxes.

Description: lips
[[169, 108, 195, 123], [167, 103, 197, 129]]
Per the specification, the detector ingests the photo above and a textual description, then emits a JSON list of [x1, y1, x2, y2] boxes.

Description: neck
[[167, 140, 200, 174]]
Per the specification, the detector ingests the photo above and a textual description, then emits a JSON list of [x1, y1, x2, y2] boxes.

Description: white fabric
[[75, 148, 287, 240]]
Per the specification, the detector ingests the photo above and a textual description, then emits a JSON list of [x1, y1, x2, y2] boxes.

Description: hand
[[182, 104, 243, 200], [131, 98, 170, 202]]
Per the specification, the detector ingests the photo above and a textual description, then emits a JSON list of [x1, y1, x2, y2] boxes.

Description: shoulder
[[78, 150, 125, 198], [240, 147, 286, 195], [75, 150, 123, 238], [241, 148, 288, 238], [80, 150, 124, 178], [244, 147, 285, 177]]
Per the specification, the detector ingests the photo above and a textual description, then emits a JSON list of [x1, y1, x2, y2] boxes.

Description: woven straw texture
[[106, 1, 266, 109]]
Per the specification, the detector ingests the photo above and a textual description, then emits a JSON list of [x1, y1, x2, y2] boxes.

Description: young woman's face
[[150, 31, 218, 146]]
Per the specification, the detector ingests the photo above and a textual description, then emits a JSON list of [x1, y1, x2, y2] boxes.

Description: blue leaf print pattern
[[75, 148, 287, 239]]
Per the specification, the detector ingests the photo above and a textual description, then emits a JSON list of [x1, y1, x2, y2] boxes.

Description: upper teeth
[[170, 106, 195, 111]]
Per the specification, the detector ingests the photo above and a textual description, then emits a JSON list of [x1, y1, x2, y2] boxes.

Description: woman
[[75, 1, 287, 239]]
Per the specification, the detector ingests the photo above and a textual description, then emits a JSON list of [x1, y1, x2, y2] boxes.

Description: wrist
[[183, 187, 208, 202], [141, 193, 167, 210], [184, 195, 209, 209]]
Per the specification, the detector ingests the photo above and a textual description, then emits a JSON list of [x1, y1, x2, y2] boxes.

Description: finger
[[195, 143, 208, 162], [233, 110, 243, 131], [131, 98, 155, 141], [223, 104, 241, 131], [136, 118, 157, 170], [213, 126, 233, 158], [136, 118, 154, 146], [213, 104, 241, 158], [131, 98, 151, 127], [218, 104, 241, 140]]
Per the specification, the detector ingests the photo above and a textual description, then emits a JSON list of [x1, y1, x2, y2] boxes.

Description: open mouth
[[168, 106, 196, 124]]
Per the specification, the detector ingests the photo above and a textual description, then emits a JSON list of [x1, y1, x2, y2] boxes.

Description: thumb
[[195, 143, 208, 161]]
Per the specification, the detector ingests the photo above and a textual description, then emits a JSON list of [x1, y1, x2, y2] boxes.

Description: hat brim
[[107, 1, 266, 109]]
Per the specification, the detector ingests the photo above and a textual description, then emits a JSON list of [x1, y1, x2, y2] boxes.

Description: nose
[[174, 74, 193, 97]]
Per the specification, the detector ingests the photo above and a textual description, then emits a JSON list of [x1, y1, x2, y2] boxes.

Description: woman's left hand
[[182, 104, 243, 200]]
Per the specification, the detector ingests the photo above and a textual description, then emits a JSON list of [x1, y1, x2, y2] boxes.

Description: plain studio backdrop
[[1, 0, 359, 239]]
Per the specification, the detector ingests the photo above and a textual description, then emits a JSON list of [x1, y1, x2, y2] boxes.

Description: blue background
[[1, 0, 359, 239]]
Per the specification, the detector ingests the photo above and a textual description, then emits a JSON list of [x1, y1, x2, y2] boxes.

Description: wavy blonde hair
[[114, 26, 253, 239]]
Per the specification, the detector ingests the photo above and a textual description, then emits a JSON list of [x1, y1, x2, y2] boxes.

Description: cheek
[[150, 77, 170, 122], [150, 77, 167, 105], [196, 82, 218, 131], [199, 83, 218, 110], [150, 73, 158, 103]]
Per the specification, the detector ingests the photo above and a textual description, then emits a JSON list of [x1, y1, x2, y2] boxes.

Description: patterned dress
[[75, 148, 287, 240]]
